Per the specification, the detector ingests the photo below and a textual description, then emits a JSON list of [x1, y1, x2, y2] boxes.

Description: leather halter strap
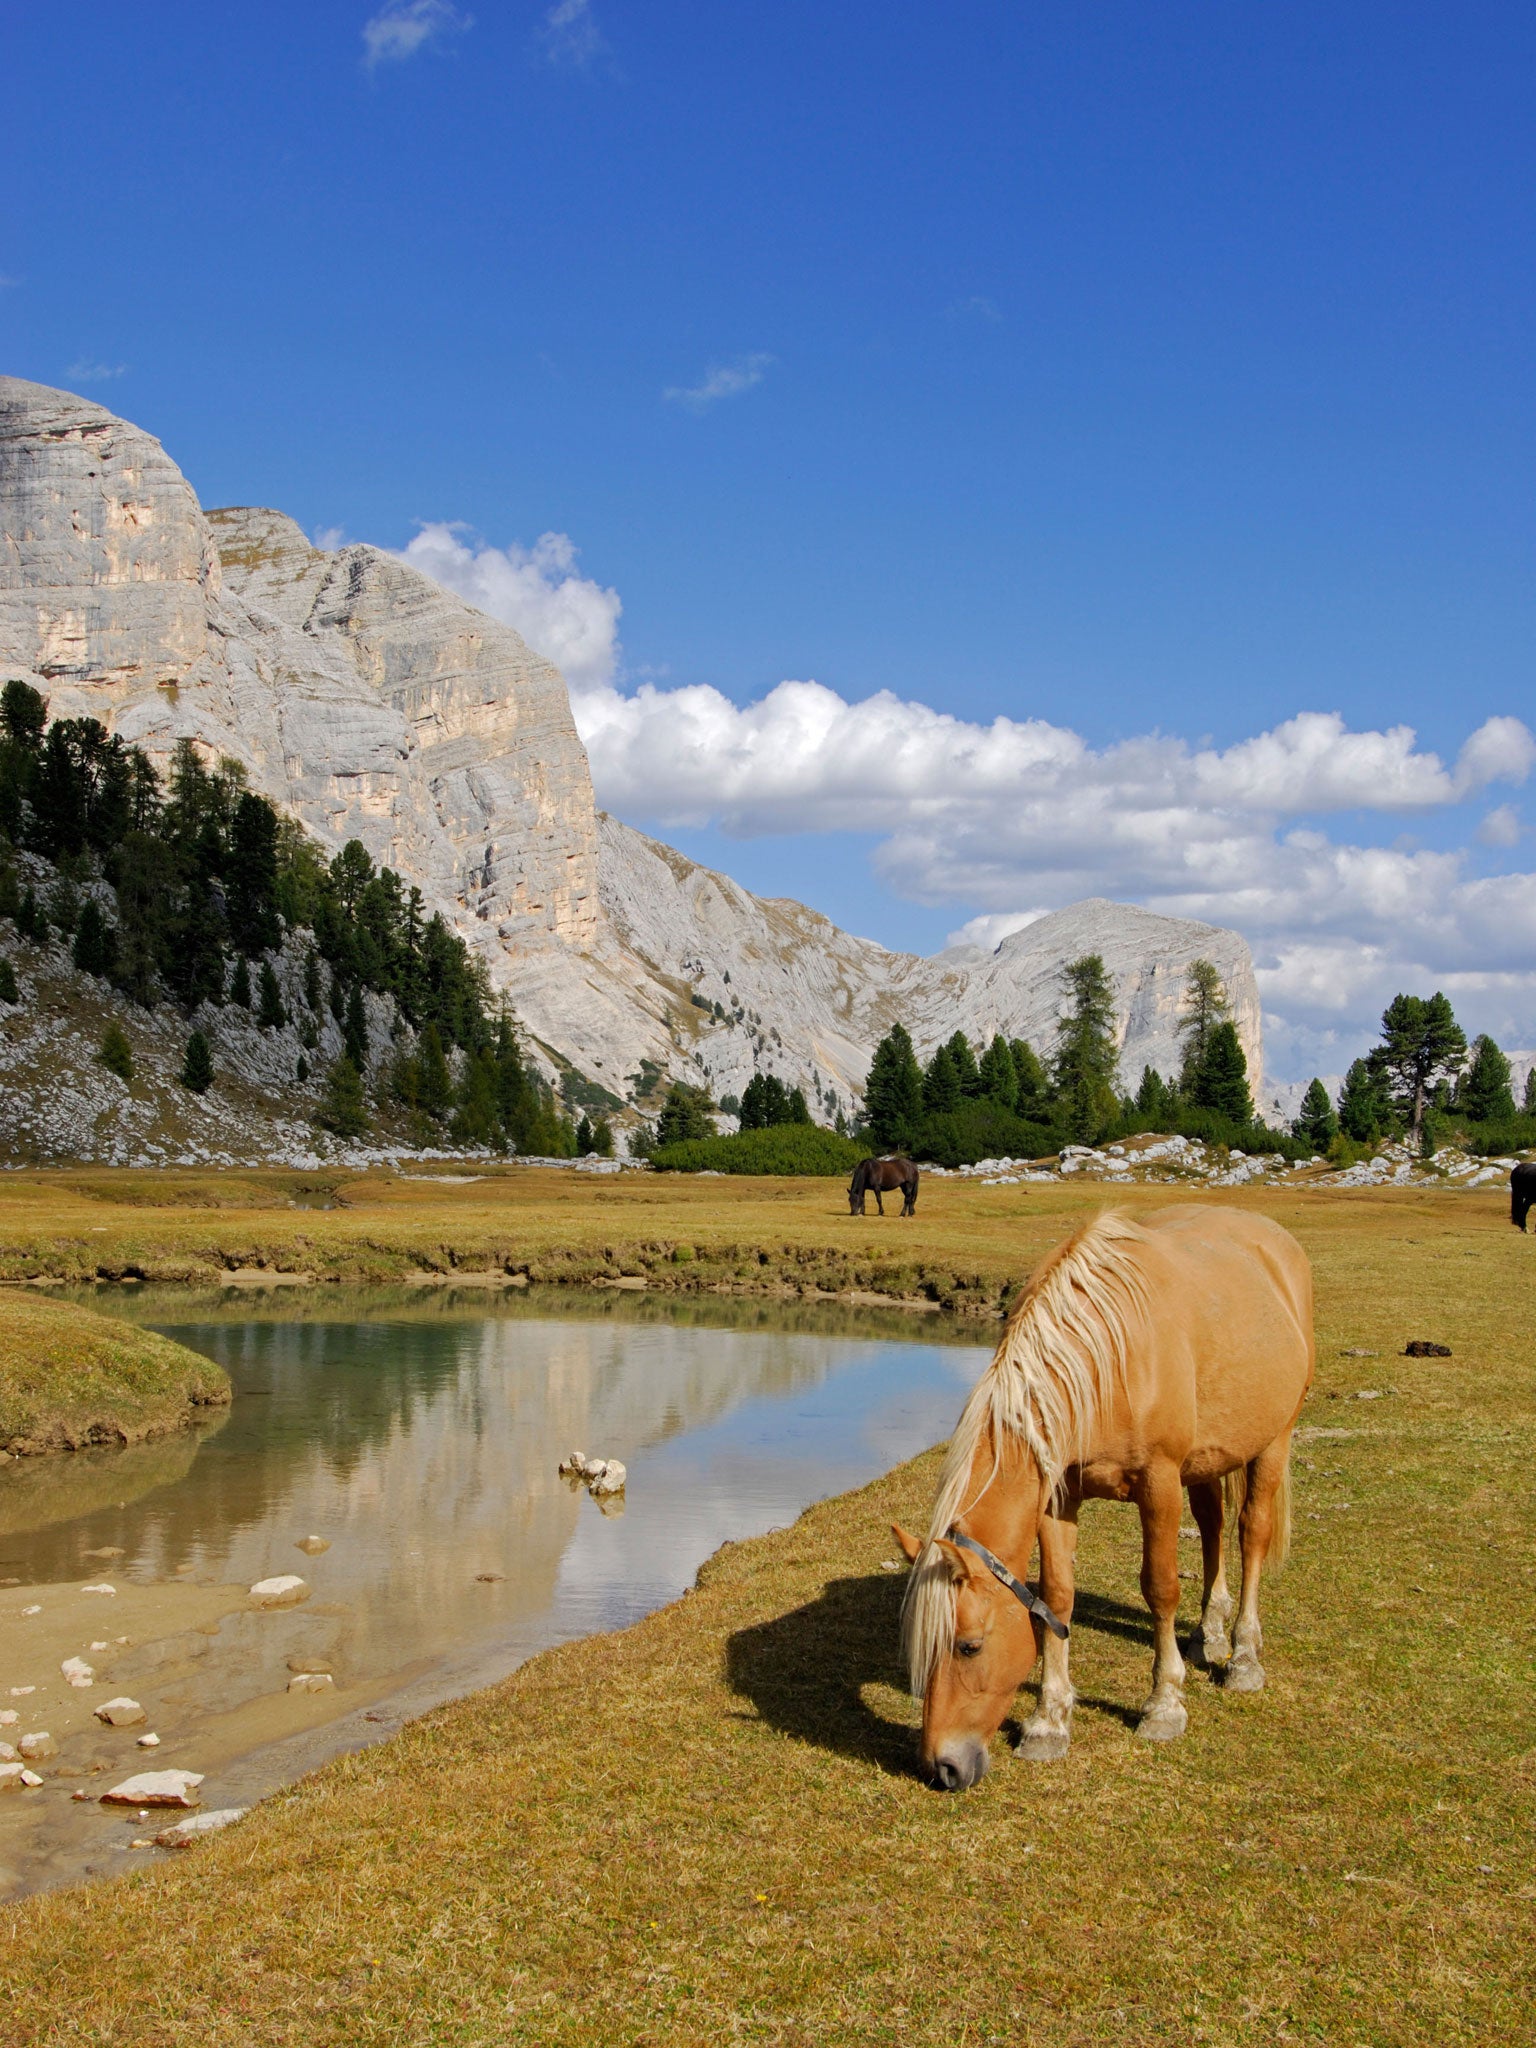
[[945, 1528, 1070, 1640]]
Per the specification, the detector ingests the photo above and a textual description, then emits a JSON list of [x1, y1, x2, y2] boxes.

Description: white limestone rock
[[154, 1807, 247, 1847], [588, 1459, 626, 1497], [101, 1769, 203, 1808], [18, 1731, 56, 1759], [94, 1697, 147, 1727], [249, 1575, 310, 1608], [60, 1657, 94, 1686], [287, 1671, 334, 1694]]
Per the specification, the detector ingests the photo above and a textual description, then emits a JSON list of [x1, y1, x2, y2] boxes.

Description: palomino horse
[[849, 1155, 920, 1217], [893, 1207, 1313, 1790]]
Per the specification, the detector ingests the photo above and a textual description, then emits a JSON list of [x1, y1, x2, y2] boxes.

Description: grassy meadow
[[0, 1288, 229, 1453], [0, 1173, 1531, 2043]]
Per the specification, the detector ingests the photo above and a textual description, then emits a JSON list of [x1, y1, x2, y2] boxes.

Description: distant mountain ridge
[[0, 375, 1263, 1121]]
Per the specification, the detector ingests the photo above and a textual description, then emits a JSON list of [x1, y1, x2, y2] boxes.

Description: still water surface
[[0, 1289, 987, 1893]]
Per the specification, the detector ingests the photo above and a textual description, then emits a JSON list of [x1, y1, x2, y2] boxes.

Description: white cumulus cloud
[[362, 0, 471, 68], [663, 353, 775, 413], [395, 523, 621, 692]]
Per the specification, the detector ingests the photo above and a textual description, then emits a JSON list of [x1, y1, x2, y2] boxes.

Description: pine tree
[[923, 1042, 963, 1115], [343, 984, 369, 1072], [1010, 1038, 1049, 1116], [1337, 1057, 1387, 1143], [451, 1049, 504, 1150], [1457, 1035, 1515, 1122], [944, 1031, 982, 1098], [230, 955, 252, 1008], [1525, 1067, 1536, 1115], [257, 960, 287, 1031], [0, 958, 17, 1005], [1178, 959, 1231, 1094], [1189, 1021, 1253, 1124], [15, 888, 46, 945], [1376, 992, 1467, 1144], [656, 1083, 714, 1145], [225, 790, 282, 956], [1053, 955, 1120, 1143], [590, 1116, 615, 1157], [978, 1034, 1019, 1110], [72, 898, 117, 979], [1135, 1065, 1176, 1130], [1293, 1078, 1338, 1150], [761, 1074, 790, 1125], [576, 1114, 595, 1153], [98, 1021, 134, 1083], [864, 1024, 924, 1151], [786, 1086, 811, 1125], [317, 1055, 369, 1139], [415, 1022, 454, 1121], [180, 1030, 214, 1094]]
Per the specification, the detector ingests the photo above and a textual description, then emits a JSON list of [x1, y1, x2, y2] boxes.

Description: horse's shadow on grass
[[724, 1573, 1154, 1773]]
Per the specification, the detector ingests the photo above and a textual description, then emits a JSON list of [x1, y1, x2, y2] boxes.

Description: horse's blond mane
[[900, 1210, 1151, 1695]]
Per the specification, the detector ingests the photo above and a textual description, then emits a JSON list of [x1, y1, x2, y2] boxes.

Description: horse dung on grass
[[848, 1155, 919, 1217], [893, 1206, 1313, 1790]]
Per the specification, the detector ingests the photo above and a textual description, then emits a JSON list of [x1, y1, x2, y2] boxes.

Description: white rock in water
[[0, 1742, 16, 1762], [558, 1451, 589, 1477], [138, 1732, 161, 1748], [287, 1671, 334, 1694], [249, 1575, 310, 1608], [154, 1807, 247, 1848], [94, 1697, 147, 1728], [1, 1763, 31, 1792], [61, 1657, 94, 1686], [0, 1710, 17, 1726], [100, 1770, 204, 1808], [21, 1604, 41, 1617], [294, 1534, 330, 1555], [19, 1768, 42, 1787], [18, 1731, 56, 1759], [589, 1459, 626, 1496], [79, 1583, 116, 1595]]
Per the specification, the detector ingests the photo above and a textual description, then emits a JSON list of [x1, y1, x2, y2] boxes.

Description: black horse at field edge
[[1512, 1161, 1536, 1231], [848, 1155, 920, 1217]]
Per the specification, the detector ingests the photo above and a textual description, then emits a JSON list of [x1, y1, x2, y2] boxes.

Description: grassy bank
[[1, 1193, 1532, 2042], [0, 1290, 230, 1455]]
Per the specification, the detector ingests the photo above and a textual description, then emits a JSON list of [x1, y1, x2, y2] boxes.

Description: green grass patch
[[0, 1289, 230, 1454], [651, 1125, 868, 1175]]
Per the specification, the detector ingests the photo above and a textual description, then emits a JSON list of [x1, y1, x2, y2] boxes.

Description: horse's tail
[[1222, 1447, 1292, 1571]]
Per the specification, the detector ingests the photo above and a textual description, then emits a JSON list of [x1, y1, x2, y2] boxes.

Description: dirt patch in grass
[[0, 1194, 1532, 2042], [0, 1290, 231, 1456]]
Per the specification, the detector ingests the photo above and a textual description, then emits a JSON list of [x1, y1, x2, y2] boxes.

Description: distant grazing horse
[[1512, 1161, 1536, 1231], [893, 1206, 1313, 1790], [849, 1155, 919, 1217]]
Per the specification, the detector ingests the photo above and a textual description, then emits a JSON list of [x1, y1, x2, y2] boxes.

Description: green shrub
[[0, 957, 17, 1005], [650, 1125, 866, 1176], [910, 1101, 1060, 1168], [98, 1021, 134, 1083], [180, 1030, 213, 1094]]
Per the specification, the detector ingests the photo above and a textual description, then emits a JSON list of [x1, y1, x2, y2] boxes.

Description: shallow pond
[[0, 1287, 988, 1895]]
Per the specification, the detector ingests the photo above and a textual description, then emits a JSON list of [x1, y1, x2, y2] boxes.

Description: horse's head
[[848, 1163, 867, 1214], [893, 1497, 1046, 1791]]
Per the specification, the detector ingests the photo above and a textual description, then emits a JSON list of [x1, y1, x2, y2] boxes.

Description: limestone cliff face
[[0, 375, 1265, 1123]]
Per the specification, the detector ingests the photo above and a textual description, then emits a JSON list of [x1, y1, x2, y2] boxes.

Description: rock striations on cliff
[[0, 375, 1263, 1124]]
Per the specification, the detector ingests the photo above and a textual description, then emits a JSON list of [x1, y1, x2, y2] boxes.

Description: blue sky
[[4, 2, 1534, 1077]]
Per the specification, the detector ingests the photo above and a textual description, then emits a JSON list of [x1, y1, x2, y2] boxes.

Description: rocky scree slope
[[1, 376, 1262, 1125]]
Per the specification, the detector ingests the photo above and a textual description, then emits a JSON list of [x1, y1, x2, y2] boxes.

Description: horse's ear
[[891, 1522, 922, 1564]]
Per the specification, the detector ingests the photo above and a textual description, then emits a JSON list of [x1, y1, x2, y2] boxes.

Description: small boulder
[[286, 1671, 333, 1694], [0, 1709, 17, 1725], [19, 1769, 42, 1787], [0, 1742, 16, 1763], [558, 1450, 590, 1478], [154, 1807, 246, 1848], [286, 1655, 333, 1675], [79, 1583, 116, 1596], [295, 1534, 330, 1555], [589, 1459, 626, 1497], [138, 1732, 161, 1748], [0, 1763, 28, 1792], [18, 1731, 56, 1760], [100, 1769, 203, 1808], [249, 1575, 310, 1608], [61, 1657, 94, 1687], [94, 1697, 147, 1728]]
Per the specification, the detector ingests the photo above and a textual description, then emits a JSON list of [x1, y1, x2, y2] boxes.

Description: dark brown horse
[[849, 1155, 919, 1216]]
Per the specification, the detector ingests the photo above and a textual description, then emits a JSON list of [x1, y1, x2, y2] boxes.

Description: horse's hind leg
[[1186, 1479, 1233, 1671], [874, 1189, 885, 1215], [1016, 1501, 1077, 1762], [1134, 1458, 1188, 1741], [1227, 1435, 1291, 1694]]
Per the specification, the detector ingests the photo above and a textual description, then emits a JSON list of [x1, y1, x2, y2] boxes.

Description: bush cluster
[[649, 1125, 867, 1176]]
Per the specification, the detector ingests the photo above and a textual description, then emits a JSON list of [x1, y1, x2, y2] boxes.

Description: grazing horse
[[849, 1155, 920, 1217], [893, 1206, 1313, 1791], [1512, 1161, 1536, 1231]]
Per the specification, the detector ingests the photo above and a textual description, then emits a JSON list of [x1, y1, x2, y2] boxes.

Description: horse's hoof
[[1186, 1628, 1230, 1672], [1223, 1655, 1266, 1695], [1135, 1701, 1188, 1743], [1014, 1723, 1071, 1762]]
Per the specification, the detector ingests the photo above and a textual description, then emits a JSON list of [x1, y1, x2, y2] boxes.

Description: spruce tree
[[1376, 992, 1467, 1144], [739, 1073, 770, 1129], [451, 1049, 504, 1150], [863, 1024, 924, 1150], [257, 960, 287, 1031], [0, 958, 16, 1005], [72, 898, 117, 978], [576, 1114, 595, 1154], [1525, 1067, 1536, 1115], [180, 1030, 214, 1094], [656, 1083, 714, 1145], [761, 1074, 790, 1125], [1135, 1065, 1176, 1130], [225, 791, 282, 956], [590, 1116, 615, 1157], [317, 1055, 368, 1139], [944, 1031, 981, 1098], [1337, 1057, 1386, 1143], [1010, 1038, 1048, 1117], [415, 1022, 454, 1121], [343, 984, 369, 1071], [15, 888, 45, 945], [786, 1086, 811, 1125], [1053, 955, 1120, 1143], [1178, 959, 1231, 1094], [230, 955, 252, 1008], [1189, 1021, 1253, 1124], [978, 1034, 1019, 1110], [923, 1042, 963, 1115], [1293, 1078, 1338, 1150], [99, 1021, 134, 1083], [1457, 1034, 1515, 1122]]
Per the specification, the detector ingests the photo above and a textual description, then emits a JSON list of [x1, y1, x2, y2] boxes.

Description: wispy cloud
[[312, 525, 348, 552], [541, 0, 606, 65], [663, 352, 775, 413], [66, 359, 129, 383], [946, 295, 1003, 322], [362, 0, 472, 69]]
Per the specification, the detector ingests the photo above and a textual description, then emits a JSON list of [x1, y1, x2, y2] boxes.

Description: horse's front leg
[[1135, 1458, 1188, 1741], [1186, 1478, 1233, 1670], [1016, 1498, 1077, 1762], [874, 1188, 885, 1215], [1227, 1434, 1291, 1693]]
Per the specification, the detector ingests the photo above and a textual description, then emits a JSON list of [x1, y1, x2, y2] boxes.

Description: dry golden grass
[[0, 1288, 229, 1452], [0, 1180, 1532, 2044]]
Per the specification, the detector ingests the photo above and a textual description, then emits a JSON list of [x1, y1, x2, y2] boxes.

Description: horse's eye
[[955, 1639, 983, 1658]]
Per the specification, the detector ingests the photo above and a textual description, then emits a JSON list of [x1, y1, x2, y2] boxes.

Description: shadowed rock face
[[0, 376, 1264, 1121]]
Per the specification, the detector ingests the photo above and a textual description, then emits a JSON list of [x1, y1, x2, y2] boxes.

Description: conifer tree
[[1053, 954, 1120, 1143], [863, 1024, 924, 1150], [656, 1083, 714, 1145], [180, 1030, 214, 1094], [1177, 959, 1230, 1094], [317, 1055, 368, 1138], [257, 960, 287, 1031], [230, 955, 252, 1007], [1457, 1034, 1515, 1122], [590, 1116, 615, 1157], [72, 898, 117, 978], [1525, 1067, 1536, 1115], [0, 958, 17, 1005], [415, 1022, 454, 1121], [1337, 1057, 1387, 1143], [1010, 1038, 1049, 1117], [576, 1114, 595, 1154], [1189, 1020, 1253, 1124], [1293, 1078, 1338, 1150], [786, 1085, 811, 1125], [978, 1033, 1018, 1110], [944, 1031, 982, 1098], [15, 888, 45, 945], [739, 1073, 771, 1129], [1376, 992, 1467, 1145], [1135, 1065, 1177, 1130], [225, 791, 282, 956], [923, 1042, 963, 1116], [99, 1021, 133, 1083], [451, 1049, 504, 1149], [343, 984, 369, 1071]]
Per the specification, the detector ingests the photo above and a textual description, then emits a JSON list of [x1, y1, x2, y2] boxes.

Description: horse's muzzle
[[928, 1739, 988, 1793]]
